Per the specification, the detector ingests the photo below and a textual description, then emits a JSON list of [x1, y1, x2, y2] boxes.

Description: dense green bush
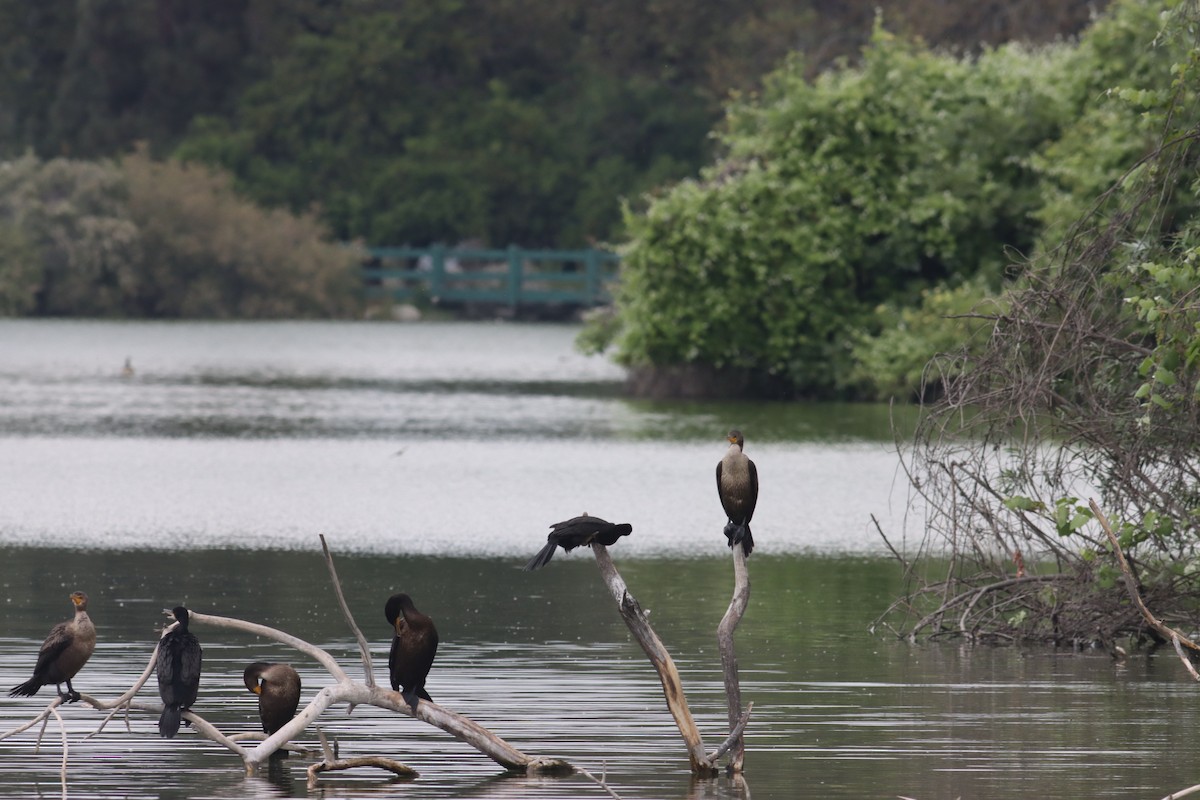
[[0, 151, 361, 318], [600, 24, 1072, 397]]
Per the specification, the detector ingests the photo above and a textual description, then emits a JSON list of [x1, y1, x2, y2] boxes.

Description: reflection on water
[[0, 320, 1193, 799]]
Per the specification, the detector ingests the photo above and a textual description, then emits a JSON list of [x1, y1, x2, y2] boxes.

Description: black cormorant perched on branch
[[157, 606, 202, 738], [9, 591, 96, 702], [385, 593, 438, 712], [244, 661, 302, 740], [716, 429, 757, 556], [523, 514, 633, 570]]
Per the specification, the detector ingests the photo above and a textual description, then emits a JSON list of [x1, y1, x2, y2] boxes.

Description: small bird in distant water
[[8, 591, 96, 702], [716, 429, 757, 556], [157, 606, 202, 738], [385, 593, 439, 712], [121, 357, 134, 377], [244, 661, 302, 746], [523, 513, 633, 570]]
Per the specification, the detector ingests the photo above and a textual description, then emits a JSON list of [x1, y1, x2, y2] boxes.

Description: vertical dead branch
[[590, 542, 718, 776], [717, 541, 750, 773], [320, 534, 376, 687]]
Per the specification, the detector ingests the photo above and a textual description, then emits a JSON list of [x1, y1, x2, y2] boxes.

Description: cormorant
[[8, 591, 96, 702], [523, 514, 633, 570], [385, 593, 438, 712], [716, 429, 757, 556], [244, 662, 301, 746], [156, 606, 202, 738]]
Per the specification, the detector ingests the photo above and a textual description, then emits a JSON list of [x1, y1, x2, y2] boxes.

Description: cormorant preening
[[156, 606, 202, 738], [244, 662, 301, 746], [385, 593, 438, 712], [716, 429, 757, 556], [8, 591, 96, 702], [523, 514, 633, 570]]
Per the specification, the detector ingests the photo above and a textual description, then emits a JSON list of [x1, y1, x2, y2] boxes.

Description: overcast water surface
[[0, 319, 1195, 800]]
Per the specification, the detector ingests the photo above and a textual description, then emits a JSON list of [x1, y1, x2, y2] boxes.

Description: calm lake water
[[0, 319, 1196, 800]]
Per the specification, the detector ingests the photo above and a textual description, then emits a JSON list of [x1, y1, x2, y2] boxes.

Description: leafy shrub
[[0, 155, 140, 316], [849, 278, 1002, 401], [120, 149, 361, 318], [0, 151, 362, 318], [604, 23, 1072, 397]]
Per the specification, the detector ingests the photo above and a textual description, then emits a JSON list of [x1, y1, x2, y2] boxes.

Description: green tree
[[600, 24, 1072, 397]]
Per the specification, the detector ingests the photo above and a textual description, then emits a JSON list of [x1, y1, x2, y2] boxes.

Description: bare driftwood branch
[[320, 533, 376, 687], [1092, 499, 1200, 685], [707, 702, 753, 764], [590, 542, 714, 774], [1, 540, 574, 781], [306, 756, 418, 788], [717, 540, 750, 772], [1091, 499, 1200, 653], [576, 762, 626, 800]]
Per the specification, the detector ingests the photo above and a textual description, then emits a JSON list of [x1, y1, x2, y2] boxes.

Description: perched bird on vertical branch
[[244, 661, 302, 753], [716, 429, 757, 556], [8, 591, 96, 702], [385, 593, 438, 712], [523, 514, 633, 570], [157, 606, 202, 738]]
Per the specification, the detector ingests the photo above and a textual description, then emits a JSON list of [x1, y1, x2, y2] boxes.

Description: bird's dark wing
[[717, 461, 741, 520], [745, 457, 759, 523], [31, 622, 73, 677], [179, 635, 202, 692], [156, 637, 177, 686], [551, 515, 612, 532]]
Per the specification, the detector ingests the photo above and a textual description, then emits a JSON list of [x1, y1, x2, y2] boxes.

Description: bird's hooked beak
[[251, 684, 262, 695]]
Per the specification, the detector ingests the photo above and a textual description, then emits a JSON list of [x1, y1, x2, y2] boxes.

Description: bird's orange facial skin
[[252, 684, 262, 695], [70, 593, 85, 607]]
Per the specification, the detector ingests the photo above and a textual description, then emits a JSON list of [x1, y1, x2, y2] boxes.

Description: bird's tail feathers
[[159, 705, 182, 738], [523, 541, 558, 571], [8, 678, 41, 698], [400, 685, 433, 712]]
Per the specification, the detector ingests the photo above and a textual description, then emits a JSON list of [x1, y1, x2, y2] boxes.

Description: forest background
[[0, 0, 1187, 404]]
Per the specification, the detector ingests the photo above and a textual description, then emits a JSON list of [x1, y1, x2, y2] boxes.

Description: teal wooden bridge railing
[[363, 245, 620, 308]]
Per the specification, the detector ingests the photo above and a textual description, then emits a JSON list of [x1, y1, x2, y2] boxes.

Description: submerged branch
[[306, 756, 418, 788]]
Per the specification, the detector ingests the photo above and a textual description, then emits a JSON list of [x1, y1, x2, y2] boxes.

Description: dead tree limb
[[591, 542, 719, 776], [320, 533, 376, 687], [307, 756, 418, 788], [1091, 499, 1200, 654], [1, 566, 573, 780], [717, 541, 750, 773]]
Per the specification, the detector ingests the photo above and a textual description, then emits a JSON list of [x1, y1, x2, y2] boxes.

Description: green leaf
[[1004, 495, 1043, 512]]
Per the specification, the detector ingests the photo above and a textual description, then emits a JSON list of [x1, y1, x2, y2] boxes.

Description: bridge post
[[507, 245, 522, 308], [430, 244, 446, 300], [584, 249, 600, 305]]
